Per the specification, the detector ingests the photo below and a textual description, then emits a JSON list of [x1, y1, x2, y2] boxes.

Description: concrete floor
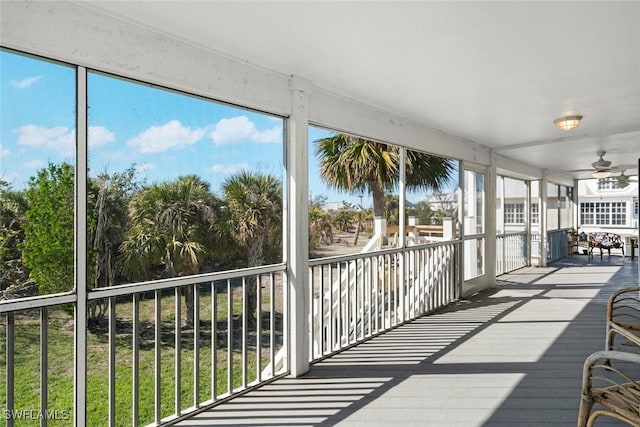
[[177, 255, 639, 426]]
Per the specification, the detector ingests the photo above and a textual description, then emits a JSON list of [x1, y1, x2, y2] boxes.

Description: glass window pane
[[546, 183, 559, 230], [405, 148, 458, 244], [87, 71, 284, 288], [1, 49, 76, 297], [464, 170, 484, 235], [308, 127, 400, 256]]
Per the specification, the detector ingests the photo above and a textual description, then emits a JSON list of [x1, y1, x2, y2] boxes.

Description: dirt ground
[[311, 231, 370, 258]]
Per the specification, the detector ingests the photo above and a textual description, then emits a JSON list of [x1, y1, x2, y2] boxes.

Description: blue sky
[[2, 49, 451, 207]]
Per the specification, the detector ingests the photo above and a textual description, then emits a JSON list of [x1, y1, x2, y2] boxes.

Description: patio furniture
[[577, 350, 640, 427], [606, 287, 640, 351], [588, 232, 625, 258], [567, 231, 579, 257]]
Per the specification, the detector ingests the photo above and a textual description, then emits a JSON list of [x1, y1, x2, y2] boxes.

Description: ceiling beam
[[493, 124, 640, 152]]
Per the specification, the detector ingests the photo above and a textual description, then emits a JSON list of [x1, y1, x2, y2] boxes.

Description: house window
[[611, 202, 626, 225], [597, 178, 622, 190], [580, 201, 627, 226], [531, 203, 539, 224], [504, 203, 524, 224]]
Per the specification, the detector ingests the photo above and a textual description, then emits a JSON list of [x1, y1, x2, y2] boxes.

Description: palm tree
[[120, 175, 217, 326], [314, 134, 455, 223], [87, 167, 139, 323], [221, 171, 282, 322]]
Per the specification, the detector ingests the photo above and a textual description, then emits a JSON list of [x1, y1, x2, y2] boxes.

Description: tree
[[314, 134, 455, 223], [22, 163, 75, 295], [120, 175, 218, 326], [87, 167, 139, 321], [333, 209, 354, 232], [308, 195, 333, 253], [0, 181, 29, 292], [407, 200, 435, 225], [221, 171, 282, 322]]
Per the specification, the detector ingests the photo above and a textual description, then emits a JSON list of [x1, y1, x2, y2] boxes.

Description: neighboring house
[[577, 178, 639, 242]]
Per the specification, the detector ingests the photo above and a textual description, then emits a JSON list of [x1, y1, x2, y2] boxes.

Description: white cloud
[[0, 144, 9, 159], [88, 126, 116, 147], [127, 120, 205, 153], [14, 124, 75, 157], [23, 159, 46, 169], [210, 116, 282, 145], [209, 162, 249, 174], [135, 163, 156, 173], [11, 76, 42, 89]]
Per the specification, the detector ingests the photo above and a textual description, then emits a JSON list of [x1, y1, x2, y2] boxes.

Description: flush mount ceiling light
[[554, 115, 583, 131]]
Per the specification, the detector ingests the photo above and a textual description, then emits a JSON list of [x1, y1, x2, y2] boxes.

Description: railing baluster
[[193, 284, 200, 407], [108, 297, 116, 427], [269, 274, 275, 376], [227, 279, 233, 394], [175, 287, 181, 416], [6, 313, 14, 427], [256, 275, 262, 382], [242, 277, 247, 389], [132, 294, 140, 426], [211, 281, 217, 400], [318, 265, 327, 356], [329, 264, 334, 351], [40, 308, 48, 427], [154, 290, 161, 424], [309, 266, 314, 358]]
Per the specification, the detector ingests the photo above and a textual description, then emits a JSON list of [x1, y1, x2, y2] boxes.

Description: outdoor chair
[[606, 287, 640, 352], [577, 350, 640, 427], [588, 232, 625, 258]]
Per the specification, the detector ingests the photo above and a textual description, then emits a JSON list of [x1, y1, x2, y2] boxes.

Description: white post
[[443, 217, 454, 240], [287, 75, 310, 377], [486, 159, 497, 287], [374, 217, 387, 249], [75, 66, 88, 427], [539, 173, 548, 267]]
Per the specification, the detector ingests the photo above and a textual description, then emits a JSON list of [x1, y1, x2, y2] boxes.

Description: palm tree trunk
[[370, 178, 386, 219], [246, 240, 263, 325], [353, 215, 362, 245], [183, 285, 195, 327]]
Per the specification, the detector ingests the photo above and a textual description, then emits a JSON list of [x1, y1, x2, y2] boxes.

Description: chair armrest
[[606, 287, 640, 322], [580, 350, 640, 426], [582, 350, 640, 395]]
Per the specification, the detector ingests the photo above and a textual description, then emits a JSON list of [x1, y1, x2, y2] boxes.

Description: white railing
[[308, 241, 461, 361], [547, 228, 571, 263], [0, 264, 286, 427], [496, 231, 528, 275]]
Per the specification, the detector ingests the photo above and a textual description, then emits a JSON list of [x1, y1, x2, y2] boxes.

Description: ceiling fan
[[616, 170, 638, 187], [569, 150, 637, 180]]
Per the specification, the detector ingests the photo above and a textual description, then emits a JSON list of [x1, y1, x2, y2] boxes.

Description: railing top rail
[[0, 292, 77, 314], [1, 263, 286, 308], [496, 231, 528, 238], [308, 240, 460, 267], [89, 262, 286, 300]]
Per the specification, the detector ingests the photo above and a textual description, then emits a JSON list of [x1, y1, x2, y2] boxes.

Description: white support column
[[525, 180, 532, 266], [486, 159, 497, 286], [457, 161, 465, 298], [539, 173, 548, 267], [398, 147, 406, 320], [74, 66, 88, 427], [572, 178, 579, 231], [287, 75, 311, 377]]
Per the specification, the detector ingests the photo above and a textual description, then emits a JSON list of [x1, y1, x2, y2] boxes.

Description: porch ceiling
[[81, 1, 640, 179]]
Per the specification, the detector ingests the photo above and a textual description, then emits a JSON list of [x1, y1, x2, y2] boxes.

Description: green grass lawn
[[0, 287, 281, 426]]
